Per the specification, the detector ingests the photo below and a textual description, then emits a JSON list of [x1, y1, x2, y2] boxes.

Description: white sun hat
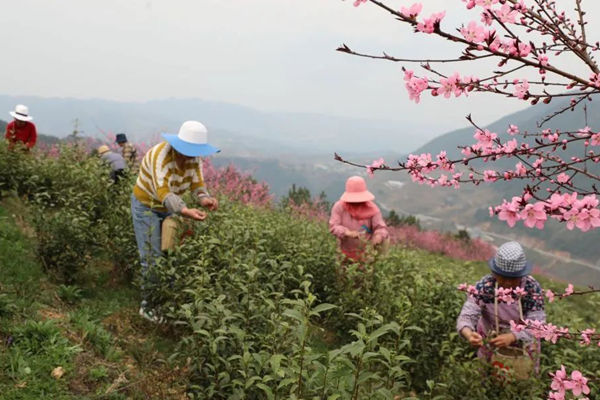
[[161, 120, 219, 157], [9, 104, 33, 122]]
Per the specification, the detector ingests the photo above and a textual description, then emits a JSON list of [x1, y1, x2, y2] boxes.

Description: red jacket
[[5, 120, 37, 149]]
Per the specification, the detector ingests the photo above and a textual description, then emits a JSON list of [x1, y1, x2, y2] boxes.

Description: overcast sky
[[2, 0, 600, 138]]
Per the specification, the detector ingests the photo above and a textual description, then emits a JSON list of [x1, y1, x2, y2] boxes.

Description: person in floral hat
[[457, 241, 546, 366]]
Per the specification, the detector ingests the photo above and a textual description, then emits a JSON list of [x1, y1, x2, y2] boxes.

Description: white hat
[[9, 104, 33, 122], [161, 121, 220, 157]]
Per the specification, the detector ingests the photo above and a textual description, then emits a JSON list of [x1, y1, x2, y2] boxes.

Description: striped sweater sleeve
[[151, 144, 173, 203]]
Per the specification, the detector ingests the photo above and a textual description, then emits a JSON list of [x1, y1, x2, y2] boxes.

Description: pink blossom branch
[[336, 44, 490, 63], [537, 95, 590, 128], [549, 365, 593, 399], [341, 1, 600, 231], [359, 0, 596, 86]]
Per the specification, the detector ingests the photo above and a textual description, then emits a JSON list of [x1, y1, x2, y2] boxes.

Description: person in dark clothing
[[115, 133, 139, 172]]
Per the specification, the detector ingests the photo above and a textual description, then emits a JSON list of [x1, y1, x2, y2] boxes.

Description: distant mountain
[[0, 95, 429, 157], [415, 96, 596, 158]]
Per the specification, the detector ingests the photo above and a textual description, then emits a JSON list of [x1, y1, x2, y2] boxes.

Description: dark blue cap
[[115, 133, 127, 143]]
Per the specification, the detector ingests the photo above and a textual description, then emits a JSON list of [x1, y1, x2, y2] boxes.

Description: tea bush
[[0, 142, 139, 282], [146, 204, 599, 398], [2, 141, 599, 398]]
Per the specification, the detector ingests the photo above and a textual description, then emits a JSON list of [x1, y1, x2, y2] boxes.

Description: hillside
[[415, 96, 596, 158], [1, 141, 599, 399], [4, 94, 599, 275]]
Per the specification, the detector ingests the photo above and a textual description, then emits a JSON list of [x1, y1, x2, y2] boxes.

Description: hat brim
[[488, 257, 532, 278], [161, 133, 220, 157], [340, 191, 375, 203], [9, 111, 33, 122]]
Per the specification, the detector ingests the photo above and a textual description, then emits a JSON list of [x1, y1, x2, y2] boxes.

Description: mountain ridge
[[0, 94, 432, 156], [414, 96, 596, 158]]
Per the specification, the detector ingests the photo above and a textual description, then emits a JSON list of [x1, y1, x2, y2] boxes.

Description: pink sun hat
[[340, 176, 375, 203]]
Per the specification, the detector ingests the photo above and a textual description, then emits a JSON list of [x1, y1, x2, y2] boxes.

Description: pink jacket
[[329, 200, 389, 260]]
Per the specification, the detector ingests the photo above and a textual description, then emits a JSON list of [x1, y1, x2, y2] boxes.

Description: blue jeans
[[130, 193, 171, 301]]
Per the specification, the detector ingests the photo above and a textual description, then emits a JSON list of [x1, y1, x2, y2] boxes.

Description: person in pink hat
[[329, 176, 389, 262]]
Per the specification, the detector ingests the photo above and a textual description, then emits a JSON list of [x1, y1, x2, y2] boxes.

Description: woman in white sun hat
[[131, 120, 220, 322], [5, 104, 37, 151]]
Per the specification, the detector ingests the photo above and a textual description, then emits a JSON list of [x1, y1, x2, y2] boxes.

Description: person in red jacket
[[5, 104, 37, 150]]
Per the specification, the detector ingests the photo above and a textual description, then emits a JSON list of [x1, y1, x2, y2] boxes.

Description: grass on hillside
[[0, 200, 188, 400]]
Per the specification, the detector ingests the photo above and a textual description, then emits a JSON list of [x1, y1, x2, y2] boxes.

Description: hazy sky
[[2, 0, 600, 138]]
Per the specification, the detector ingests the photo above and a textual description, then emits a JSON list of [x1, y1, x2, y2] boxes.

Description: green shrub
[[88, 365, 109, 381], [0, 293, 16, 317], [34, 207, 96, 283], [0, 143, 139, 283], [57, 284, 84, 305], [69, 310, 118, 360]]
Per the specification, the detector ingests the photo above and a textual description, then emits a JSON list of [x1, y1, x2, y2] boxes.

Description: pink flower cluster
[[493, 4, 518, 24], [516, 320, 570, 344], [38, 138, 102, 159], [464, 0, 499, 10], [400, 3, 422, 19], [286, 198, 330, 221], [495, 194, 600, 232], [513, 79, 530, 99], [390, 225, 495, 261], [460, 21, 486, 43], [512, 319, 600, 347], [545, 284, 575, 303], [417, 11, 446, 34], [404, 70, 480, 103], [37, 142, 62, 158], [590, 73, 600, 88], [457, 283, 531, 303], [202, 159, 273, 207], [459, 282, 582, 305], [366, 158, 385, 177], [404, 70, 429, 103], [549, 366, 591, 399], [404, 151, 462, 188]]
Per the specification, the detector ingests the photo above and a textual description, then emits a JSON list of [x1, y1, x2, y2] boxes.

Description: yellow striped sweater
[[133, 141, 207, 211]]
